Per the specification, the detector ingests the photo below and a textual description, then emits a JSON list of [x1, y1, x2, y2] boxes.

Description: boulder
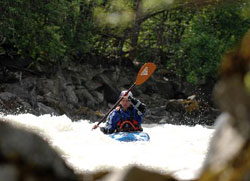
[[0, 118, 81, 181], [103, 166, 177, 181], [0, 92, 32, 114], [199, 30, 250, 180]]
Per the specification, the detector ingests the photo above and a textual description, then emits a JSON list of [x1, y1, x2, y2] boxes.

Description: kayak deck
[[109, 132, 150, 142]]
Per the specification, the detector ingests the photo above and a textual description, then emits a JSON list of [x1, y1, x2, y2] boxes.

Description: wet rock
[[37, 102, 58, 115], [199, 30, 250, 180], [72, 106, 104, 121], [75, 88, 97, 109], [0, 92, 32, 114], [0, 59, 218, 125], [0, 118, 81, 181], [103, 166, 177, 181], [164, 97, 218, 125], [96, 74, 119, 103]]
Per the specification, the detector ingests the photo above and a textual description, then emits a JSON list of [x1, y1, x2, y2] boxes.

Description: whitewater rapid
[[1, 114, 214, 180]]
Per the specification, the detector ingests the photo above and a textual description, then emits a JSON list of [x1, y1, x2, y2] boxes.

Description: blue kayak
[[109, 132, 150, 142]]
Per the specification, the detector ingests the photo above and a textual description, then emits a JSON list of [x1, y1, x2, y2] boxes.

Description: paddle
[[92, 62, 157, 130]]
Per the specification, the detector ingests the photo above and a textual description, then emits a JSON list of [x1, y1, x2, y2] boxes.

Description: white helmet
[[119, 90, 133, 98]]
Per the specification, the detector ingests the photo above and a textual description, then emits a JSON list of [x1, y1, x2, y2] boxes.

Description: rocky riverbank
[[0, 59, 220, 126]]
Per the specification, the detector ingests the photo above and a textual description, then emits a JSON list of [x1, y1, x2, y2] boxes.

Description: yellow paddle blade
[[135, 63, 157, 85]]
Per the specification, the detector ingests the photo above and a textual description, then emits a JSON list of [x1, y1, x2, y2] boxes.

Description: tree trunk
[[129, 0, 143, 61]]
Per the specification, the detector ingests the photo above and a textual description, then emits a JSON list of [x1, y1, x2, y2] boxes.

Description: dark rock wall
[[0, 61, 218, 125]]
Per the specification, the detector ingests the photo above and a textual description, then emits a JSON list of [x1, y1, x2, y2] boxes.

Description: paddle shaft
[[92, 83, 136, 129]]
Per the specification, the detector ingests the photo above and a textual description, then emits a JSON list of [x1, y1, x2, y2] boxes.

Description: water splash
[[1, 114, 214, 180]]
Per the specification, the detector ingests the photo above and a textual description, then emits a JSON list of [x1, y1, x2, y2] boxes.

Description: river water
[[2, 114, 214, 180]]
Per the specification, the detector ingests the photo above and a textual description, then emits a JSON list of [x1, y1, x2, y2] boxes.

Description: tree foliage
[[1, 0, 67, 64], [171, 1, 250, 83], [0, 0, 95, 67], [0, 0, 250, 84]]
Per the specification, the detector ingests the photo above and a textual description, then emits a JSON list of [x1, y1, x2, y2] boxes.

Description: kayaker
[[100, 90, 147, 134]]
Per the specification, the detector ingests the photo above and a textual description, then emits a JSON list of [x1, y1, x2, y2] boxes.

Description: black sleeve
[[100, 127, 115, 134], [129, 97, 147, 115], [100, 127, 107, 134]]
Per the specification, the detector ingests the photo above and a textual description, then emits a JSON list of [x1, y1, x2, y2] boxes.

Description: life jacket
[[115, 107, 142, 132]]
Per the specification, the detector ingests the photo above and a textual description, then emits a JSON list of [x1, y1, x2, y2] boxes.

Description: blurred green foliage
[[172, 2, 250, 83], [0, 0, 95, 67], [0, 0, 250, 83]]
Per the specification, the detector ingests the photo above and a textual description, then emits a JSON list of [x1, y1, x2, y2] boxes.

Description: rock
[[0, 118, 81, 181], [97, 74, 120, 103], [154, 80, 175, 99], [75, 88, 97, 108], [57, 74, 79, 105], [199, 30, 250, 180], [92, 91, 104, 103], [0, 92, 32, 114], [164, 98, 218, 125], [85, 80, 103, 90], [37, 102, 58, 115], [103, 166, 177, 181], [0, 60, 218, 125], [64, 84, 79, 105], [37, 79, 57, 96]]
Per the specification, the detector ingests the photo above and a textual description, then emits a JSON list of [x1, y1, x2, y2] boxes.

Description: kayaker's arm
[[100, 111, 119, 134], [128, 96, 147, 116]]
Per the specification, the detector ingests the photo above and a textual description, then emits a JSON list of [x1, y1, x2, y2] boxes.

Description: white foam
[[1, 114, 214, 180]]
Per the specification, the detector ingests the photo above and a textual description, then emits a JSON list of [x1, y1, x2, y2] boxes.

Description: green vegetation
[[1, 0, 250, 83], [173, 2, 250, 83]]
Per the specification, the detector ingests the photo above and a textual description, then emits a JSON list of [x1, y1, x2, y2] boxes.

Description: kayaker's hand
[[92, 124, 98, 130], [100, 127, 107, 134], [115, 106, 121, 111]]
